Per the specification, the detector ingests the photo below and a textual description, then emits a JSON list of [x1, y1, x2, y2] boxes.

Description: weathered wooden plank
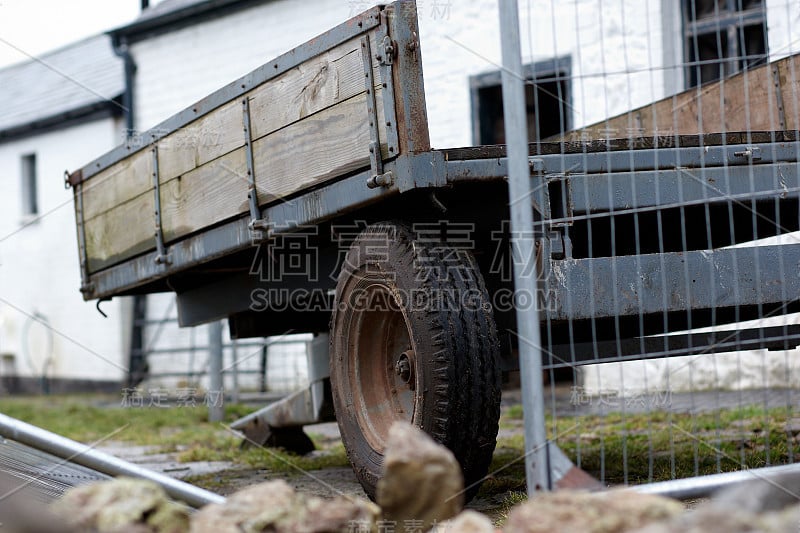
[[778, 55, 800, 131], [679, 63, 779, 133], [248, 38, 369, 140], [160, 148, 249, 243], [85, 192, 155, 273], [157, 98, 244, 182], [253, 90, 385, 201], [559, 55, 793, 141], [81, 149, 152, 221], [157, 37, 374, 183], [156, 90, 386, 243]]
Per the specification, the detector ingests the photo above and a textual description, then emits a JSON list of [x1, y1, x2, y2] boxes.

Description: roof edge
[[0, 33, 113, 75], [0, 98, 123, 145], [110, 0, 269, 42]]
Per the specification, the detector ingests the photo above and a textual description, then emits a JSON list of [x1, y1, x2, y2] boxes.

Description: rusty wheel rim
[[347, 282, 418, 452]]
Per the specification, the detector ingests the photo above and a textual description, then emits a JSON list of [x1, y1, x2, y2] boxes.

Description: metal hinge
[[378, 35, 396, 66], [249, 218, 272, 237]]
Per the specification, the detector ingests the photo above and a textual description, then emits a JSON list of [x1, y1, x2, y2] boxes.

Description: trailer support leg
[[230, 334, 334, 453]]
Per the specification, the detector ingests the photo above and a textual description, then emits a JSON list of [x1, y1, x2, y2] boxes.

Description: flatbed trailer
[[68, 0, 800, 499]]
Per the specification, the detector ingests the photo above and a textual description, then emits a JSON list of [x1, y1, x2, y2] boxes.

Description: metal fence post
[[208, 321, 224, 422], [499, 0, 551, 494], [230, 339, 240, 404]]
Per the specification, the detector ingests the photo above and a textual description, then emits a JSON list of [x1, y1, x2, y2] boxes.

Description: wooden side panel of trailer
[[78, 21, 409, 273], [558, 54, 800, 141]]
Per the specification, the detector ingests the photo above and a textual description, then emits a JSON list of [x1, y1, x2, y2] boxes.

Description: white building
[[0, 35, 130, 393]]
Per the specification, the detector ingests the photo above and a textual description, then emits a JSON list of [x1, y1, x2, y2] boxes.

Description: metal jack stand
[[230, 334, 335, 454]]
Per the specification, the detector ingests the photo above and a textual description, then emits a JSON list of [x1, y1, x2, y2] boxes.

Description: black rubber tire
[[329, 221, 501, 502]]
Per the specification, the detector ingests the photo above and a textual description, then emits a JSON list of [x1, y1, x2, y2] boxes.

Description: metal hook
[[96, 297, 111, 318]]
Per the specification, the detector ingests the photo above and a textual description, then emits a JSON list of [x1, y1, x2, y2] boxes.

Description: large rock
[[631, 503, 800, 533], [190, 479, 379, 533], [433, 510, 496, 532], [712, 473, 800, 514], [503, 491, 683, 533], [631, 506, 764, 533], [376, 422, 464, 533], [51, 477, 189, 533], [632, 474, 800, 533]]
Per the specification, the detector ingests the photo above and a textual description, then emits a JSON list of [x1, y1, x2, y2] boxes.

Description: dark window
[[21, 153, 38, 217], [684, 0, 768, 88], [470, 57, 572, 145]]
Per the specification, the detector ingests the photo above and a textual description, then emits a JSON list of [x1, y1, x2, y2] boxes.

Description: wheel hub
[[395, 350, 416, 390]]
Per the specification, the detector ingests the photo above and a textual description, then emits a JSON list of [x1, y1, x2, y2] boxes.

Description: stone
[[51, 477, 190, 533], [146, 500, 193, 533], [630, 506, 763, 533], [756, 503, 800, 533], [190, 479, 379, 533], [711, 473, 800, 513], [503, 491, 683, 533], [632, 475, 800, 533], [433, 510, 496, 532], [630, 502, 800, 533], [376, 422, 464, 533]]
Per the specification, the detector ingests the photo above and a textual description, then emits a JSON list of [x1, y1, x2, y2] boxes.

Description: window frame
[[469, 55, 573, 146], [682, 0, 768, 88], [20, 153, 38, 219]]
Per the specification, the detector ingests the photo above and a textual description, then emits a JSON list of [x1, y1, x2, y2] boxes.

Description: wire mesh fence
[[495, 0, 800, 490], [133, 293, 311, 397]]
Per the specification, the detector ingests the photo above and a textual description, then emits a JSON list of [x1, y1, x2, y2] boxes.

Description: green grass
[[0, 395, 246, 449], [0, 395, 347, 472], [3, 394, 798, 510], [182, 471, 243, 492], [494, 491, 528, 524], [505, 404, 525, 420], [486, 404, 800, 492], [177, 440, 350, 472]]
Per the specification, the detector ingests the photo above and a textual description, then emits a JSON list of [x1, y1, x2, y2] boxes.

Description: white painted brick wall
[[0, 118, 129, 383], [767, 0, 800, 61], [131, 0, 670, 145]]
